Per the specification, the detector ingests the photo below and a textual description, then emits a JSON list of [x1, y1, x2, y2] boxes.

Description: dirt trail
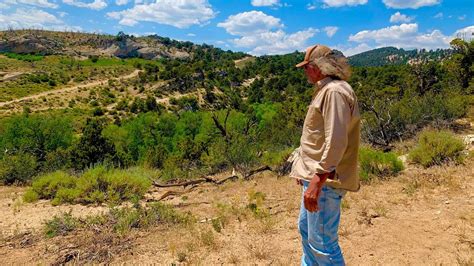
[[0, 69, 141, 107], [0, 71, 24, 82], [0, 160, 472, 265]]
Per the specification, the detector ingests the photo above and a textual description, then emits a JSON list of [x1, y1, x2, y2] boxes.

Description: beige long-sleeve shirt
[[289, 77, 361, 192]]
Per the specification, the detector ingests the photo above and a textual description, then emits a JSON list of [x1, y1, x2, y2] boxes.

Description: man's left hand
[[303, 173, 329, 212]]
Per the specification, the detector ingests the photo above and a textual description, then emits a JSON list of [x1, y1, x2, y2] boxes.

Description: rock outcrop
[[0, 30, 191, 60]]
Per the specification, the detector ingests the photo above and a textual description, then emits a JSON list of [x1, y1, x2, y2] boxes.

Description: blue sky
[[0, 0, 473, 55]]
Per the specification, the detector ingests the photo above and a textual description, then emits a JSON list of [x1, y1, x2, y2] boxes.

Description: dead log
[[151, 178, 208, 188], [151, 165, 274, 189], [244, 165, 272, 179]]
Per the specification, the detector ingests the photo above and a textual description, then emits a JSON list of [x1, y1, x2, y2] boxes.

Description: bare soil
[[0, 160, 472, 265]]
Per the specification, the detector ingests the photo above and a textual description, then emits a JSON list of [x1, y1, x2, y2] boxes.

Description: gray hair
[[311, 50, 351, 81]]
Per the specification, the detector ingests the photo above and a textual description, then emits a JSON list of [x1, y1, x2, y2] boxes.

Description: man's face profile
[[304, 64, 322, 84]]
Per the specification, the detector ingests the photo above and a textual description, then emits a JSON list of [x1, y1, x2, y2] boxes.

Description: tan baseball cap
[[295, 44, 332, 68]]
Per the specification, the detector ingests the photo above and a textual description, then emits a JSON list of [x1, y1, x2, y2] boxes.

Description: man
[[289, 44, 360, 265]]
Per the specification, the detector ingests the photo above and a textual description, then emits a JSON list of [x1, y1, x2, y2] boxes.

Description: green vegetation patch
[[0, 153, 38, 185], [2, 52, 44, 62], [409, 129, 465, 167], [359, 146, 404, 181], [24, 165, 153, 205], [43, 202, 193, 238], [0, 54, 136, 101]]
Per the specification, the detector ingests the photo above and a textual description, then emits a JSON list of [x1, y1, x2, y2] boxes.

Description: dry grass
[[199, 228, 218, 249], [372, 202, 388, 218], [246, 238, 271, 260]]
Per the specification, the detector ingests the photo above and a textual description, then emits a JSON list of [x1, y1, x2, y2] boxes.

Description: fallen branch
[[244, 165, 272, 179], [215, 174, 238, 184], [151, 165, 274, 189], [151, 179, 209, 188], [153, 188, 194, 201]]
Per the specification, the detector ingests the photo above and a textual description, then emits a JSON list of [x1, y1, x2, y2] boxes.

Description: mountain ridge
[[347, 46, 453, 67], [0, 29, 455, 67]]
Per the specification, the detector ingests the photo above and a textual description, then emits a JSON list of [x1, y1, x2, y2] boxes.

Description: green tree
[[71, 118, 117, 169]]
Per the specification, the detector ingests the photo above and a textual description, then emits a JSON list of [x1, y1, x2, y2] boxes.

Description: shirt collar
[[311, 77, 333, 100], [316, 76, 332, 90]]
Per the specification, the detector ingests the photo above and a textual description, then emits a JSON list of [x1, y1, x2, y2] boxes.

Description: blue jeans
[[298, 180, 346, 266]]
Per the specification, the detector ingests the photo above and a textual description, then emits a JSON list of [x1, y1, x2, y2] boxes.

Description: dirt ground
[[0, 159, 473, 265]]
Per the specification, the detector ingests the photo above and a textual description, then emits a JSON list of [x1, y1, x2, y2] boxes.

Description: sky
[[0, 0, 473, 56]]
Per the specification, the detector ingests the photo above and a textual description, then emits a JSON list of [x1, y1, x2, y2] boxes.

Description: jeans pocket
[[324, 186, 344, 200]]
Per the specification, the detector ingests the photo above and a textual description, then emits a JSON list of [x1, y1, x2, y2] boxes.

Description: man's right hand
[[303, 173, 329, 212]]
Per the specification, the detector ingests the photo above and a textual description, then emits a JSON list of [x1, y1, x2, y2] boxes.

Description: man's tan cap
[[295, 44, 332, 68]]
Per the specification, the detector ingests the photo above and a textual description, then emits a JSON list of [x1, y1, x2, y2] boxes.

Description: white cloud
[[390, 12, 414, 23], [107, 0, 216, 28], [344, 25, 473, 55], [63, 0, 107, 10], [187, 33, 196, 37], [217, 11, 282, 35], [0, 7, 81, 31], [454, 25, 474, 40], [337, 43, 372, 56], [322, 0, 367, 7], [5, 0, 58, 9], [57, 11, 67, 17], [458, 15, 466, 21], [324, 26, 339, 37], [251, 0, 280, 6], [434, 12, 443, 19], [349, 23, 453, 50], [382, 0, 440, 9], [0, 3, 9, 8], [307, 3, 317, 10], [233, 28, 318, 55], [218, 11, 316, 55], [116, 0, 129, 5], [350, 23, 418, 42]]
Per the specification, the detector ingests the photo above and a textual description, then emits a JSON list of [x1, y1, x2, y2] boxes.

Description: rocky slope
[[0, 30, 193, 59]]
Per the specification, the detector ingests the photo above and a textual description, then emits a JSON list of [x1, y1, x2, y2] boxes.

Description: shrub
[[22, 189, 39, 202], [42, 202, 193, 238], [409, 129, 465, 167], [359, 146, 404, 181], [44, 211, 79, 238], [76, 166, 151, 204], [24, 171, 76, 203], [70, 118, 117, 170], [261, 148, 293, 167], [109, 202, 193, 235], [247, 190, 268, 218], [0, 113, 73, 155], [48, 79, 57, 87], [41, 148, 71, 173], [90, 55, 99, 63], [0, 153, 37, 184], [23, 166, 153, 205], [92, 107, 104, 116], [3, 52, 43, 62]]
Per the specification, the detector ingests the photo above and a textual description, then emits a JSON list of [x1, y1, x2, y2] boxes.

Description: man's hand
[[296, 179, 303, 186], [304, 173, 329, 212]]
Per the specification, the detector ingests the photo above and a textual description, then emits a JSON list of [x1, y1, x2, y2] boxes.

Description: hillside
[[0, 29, 237, 60], [0, 30, 248, 117], [348, 46, 453, 67]]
